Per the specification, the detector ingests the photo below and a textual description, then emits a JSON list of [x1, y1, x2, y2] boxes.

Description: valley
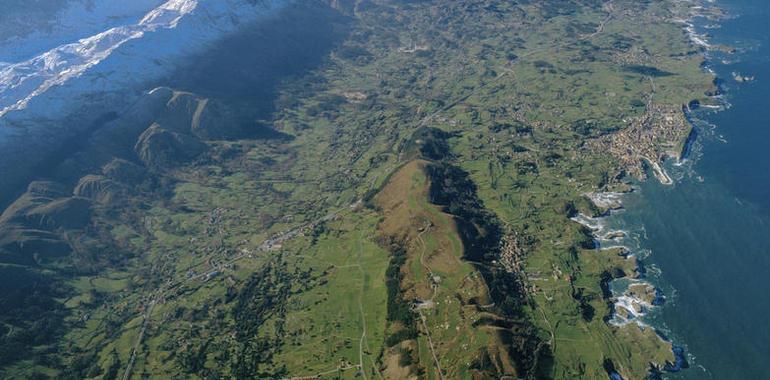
[[0, 0, 717, 379]]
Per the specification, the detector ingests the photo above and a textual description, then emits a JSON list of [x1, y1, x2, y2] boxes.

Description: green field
[[0, 0, 717, 379]]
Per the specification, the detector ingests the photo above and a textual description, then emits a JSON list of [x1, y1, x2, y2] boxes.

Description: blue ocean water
[[610, 1, 770, 378]]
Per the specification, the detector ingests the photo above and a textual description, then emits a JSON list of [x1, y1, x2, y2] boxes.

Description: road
[[121, 299, 155, 380], [581, 2, 614, 40], [415, 225, 445, 380], [120, 42, 552, 378], [121, 204, 356, 380], [355, 234, 369, 380]]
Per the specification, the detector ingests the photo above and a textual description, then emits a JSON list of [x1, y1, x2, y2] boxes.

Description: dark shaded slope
[[0, 0, 350, 209], [0, 2, 352, 372], [164, 1, 351, 126]]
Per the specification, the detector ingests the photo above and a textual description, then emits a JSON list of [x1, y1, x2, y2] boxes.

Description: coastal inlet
[[571, 191, 688, 376]]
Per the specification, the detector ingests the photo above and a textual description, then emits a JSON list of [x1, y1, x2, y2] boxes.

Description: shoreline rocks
[[732, 71, 755, 83], [571, 191, 685, 377]]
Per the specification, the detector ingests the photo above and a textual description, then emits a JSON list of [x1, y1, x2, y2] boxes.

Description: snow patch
[[0, 0, 199, 117]]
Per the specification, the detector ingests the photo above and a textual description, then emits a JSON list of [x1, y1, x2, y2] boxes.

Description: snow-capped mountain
[[0, 0, 291, 203], [0, 0, 165, 62], [0, 0, 289, 118]]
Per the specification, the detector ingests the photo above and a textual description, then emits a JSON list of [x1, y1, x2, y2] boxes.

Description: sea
[[0, 0, 765, 378], [599, 0, 770, 378]]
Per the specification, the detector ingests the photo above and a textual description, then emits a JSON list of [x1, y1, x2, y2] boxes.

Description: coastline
[[572, 189, 692, 379], [572, 193, 663, 328], [569, 1, 730, 377], [0, 0, 743, 377]]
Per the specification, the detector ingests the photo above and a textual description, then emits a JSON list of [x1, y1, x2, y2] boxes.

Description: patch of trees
[[425, 161, 548, 375], [178, 339, 211, 375], [565, 20, 599, 37], [56, 350, 105, 379], [490, 123, 514, 133], [380, 237, 419, 347], [425, 163, 502, 263], [103, 350, 122, 380], [571, 118, 618, 137], [310, 221, 328, 245], [336, 45, 373, 63], [532, 0, 582, 19], [516, 161, 539, 175], [305, 94, 347, 118], [489, 121, 533, 135], [533, 60, 557, 74], [406, 128, 550, 377], [611, 35, 635, 52], [403, 127, 456, 161], [543, 152, 563, 167], [624, 65, 674, 77], [0, 267, 68, 372], [575, 40, 602, 62], [571, 287, 597, 322], [599, 271, 616, 322], [228, 262, 293, 379], [630, 98, 646, 108]]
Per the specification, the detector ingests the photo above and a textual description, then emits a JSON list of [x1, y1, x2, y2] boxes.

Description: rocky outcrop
[[0, 181, 69, 225], [102, 158, 146, 184], [73, 175, 125, 205], [134, 123, 206, 169], [0, 181, 92, 265], [0, 226, 71, 266], [190, 99, 249, 140], [152, 90, 258, 140], [23, 197, 91, 231]]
